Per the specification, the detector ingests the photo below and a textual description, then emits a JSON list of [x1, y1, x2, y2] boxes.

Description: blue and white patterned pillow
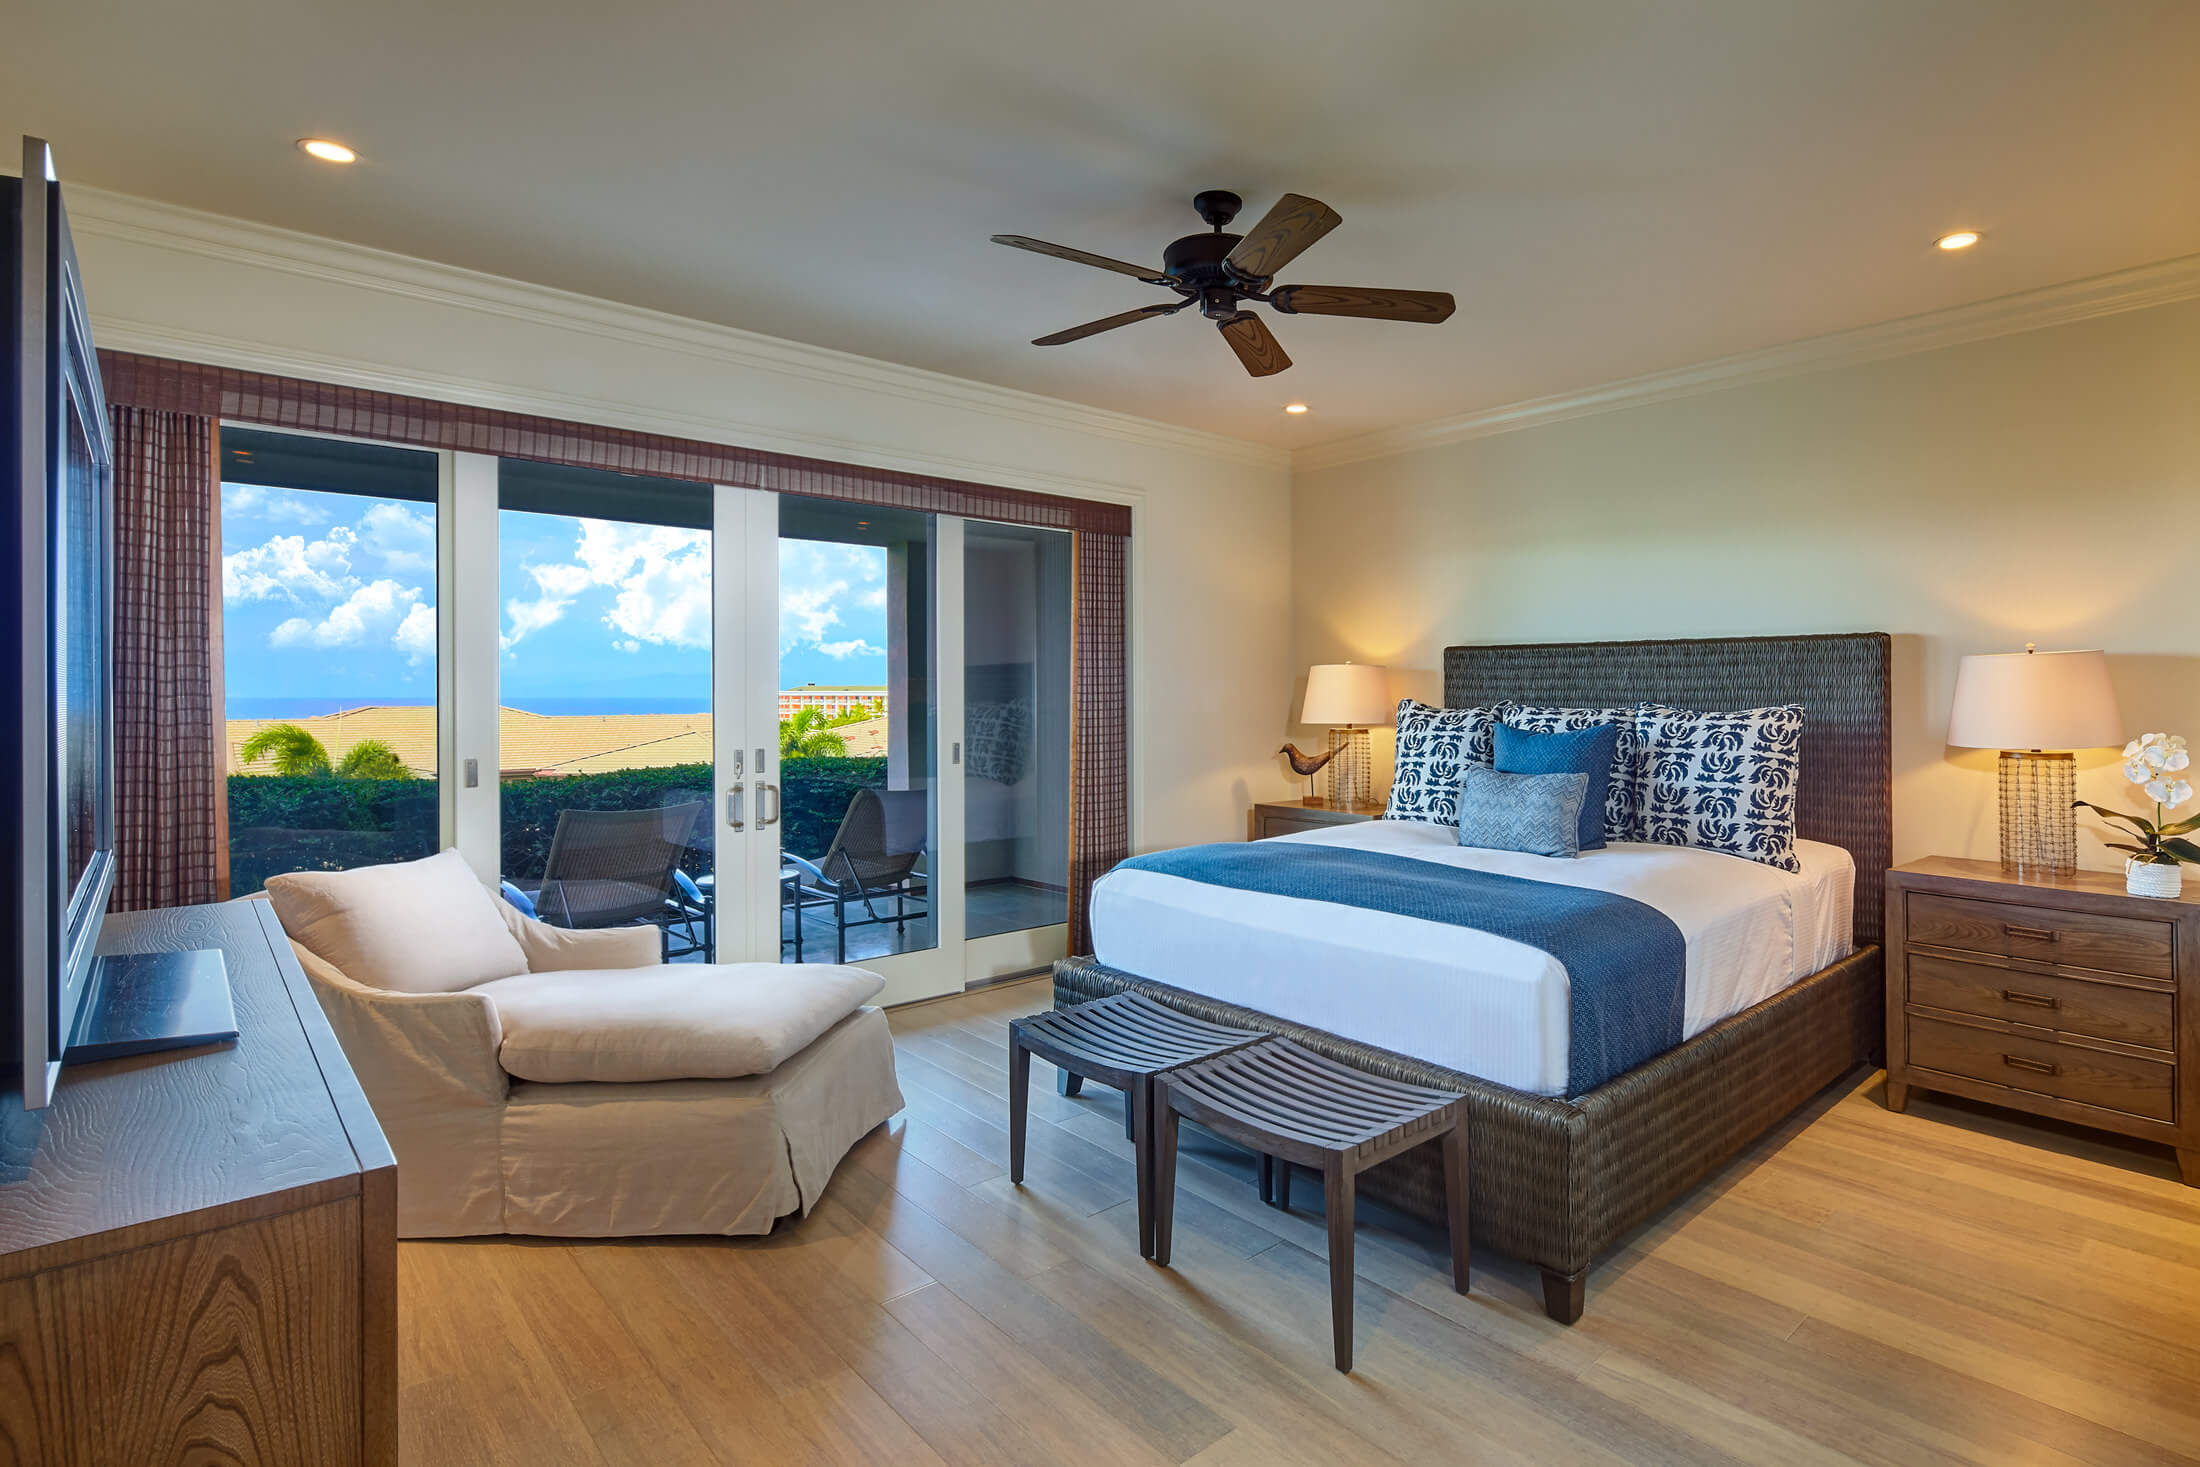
[[1503, 705, 1642, 843], [1456, 763, 1589, 859], [1384, 699, 1511, 826], [1632, 702, 1806, 871]]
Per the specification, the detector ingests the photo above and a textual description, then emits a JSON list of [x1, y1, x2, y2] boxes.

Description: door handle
[[726, 784, 746, 832], [759, 781, 781, 829]]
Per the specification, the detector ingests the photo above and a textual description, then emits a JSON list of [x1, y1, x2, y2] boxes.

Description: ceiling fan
[[991, 189, 1455, 378]]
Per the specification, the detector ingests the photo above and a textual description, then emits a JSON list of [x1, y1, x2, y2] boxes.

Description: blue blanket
[[1113, 842, 1685, 1096]]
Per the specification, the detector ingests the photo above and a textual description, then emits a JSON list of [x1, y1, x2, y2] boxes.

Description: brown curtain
[[1068, 532, 1129, 953], [108, 405, 222, 911], [99, 349, 1133, 943]]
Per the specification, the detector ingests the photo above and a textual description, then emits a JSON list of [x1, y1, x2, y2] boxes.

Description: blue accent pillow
[[1455, 763, 1590, 859], [1494, 720, 1621, 852]]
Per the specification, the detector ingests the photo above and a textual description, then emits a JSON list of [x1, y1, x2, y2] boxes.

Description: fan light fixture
[[1935, 230, 1981, 251], [991, 190, 1456, 379], [298, 138, 358, 164], [1284, 403, 1309, 415]]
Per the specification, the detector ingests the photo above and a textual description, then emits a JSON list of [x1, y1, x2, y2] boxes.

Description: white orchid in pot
[[2075, 733, 2198, 898]]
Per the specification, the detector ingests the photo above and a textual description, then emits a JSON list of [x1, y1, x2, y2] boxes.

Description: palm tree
[[779, 706, 849, 762], [238, 721, 332, 777], [335, 739, 409, 780]]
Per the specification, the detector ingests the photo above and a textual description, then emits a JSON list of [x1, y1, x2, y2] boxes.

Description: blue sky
[[221, 483, 889, 713]]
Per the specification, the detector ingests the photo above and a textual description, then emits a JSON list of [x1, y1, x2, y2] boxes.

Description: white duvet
[[1089, 820, 1854, 1096]]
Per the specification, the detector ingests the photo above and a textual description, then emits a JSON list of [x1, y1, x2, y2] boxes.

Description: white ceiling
[[5, 0, 2197, 449]]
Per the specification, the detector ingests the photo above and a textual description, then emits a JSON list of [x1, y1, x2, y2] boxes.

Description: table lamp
[[1300, 662, 1393, 807], [1946, 645, 2124, 872]]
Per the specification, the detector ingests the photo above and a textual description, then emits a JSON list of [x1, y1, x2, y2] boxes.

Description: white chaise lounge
[[262, 850, 904, 1238]]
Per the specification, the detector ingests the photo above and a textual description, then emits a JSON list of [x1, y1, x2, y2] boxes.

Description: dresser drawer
[[1906, 892, 2175, 979], [1907, 1013, 2174, 1123], [1908, 952, 2175, 1050], [1256, 811, 1329, 839]]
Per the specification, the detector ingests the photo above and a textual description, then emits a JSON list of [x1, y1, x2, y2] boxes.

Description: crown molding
[[66, 186, 1287, 474], [1293, 251, 2200, 473], [93, 315, 1154, 513]]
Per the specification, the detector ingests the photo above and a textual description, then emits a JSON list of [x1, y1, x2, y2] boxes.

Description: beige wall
[[1291, 298, 2200, 872], [72, 192, 1298, 854]]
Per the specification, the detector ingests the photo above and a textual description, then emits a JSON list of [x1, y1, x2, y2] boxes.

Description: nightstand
[[1250, 797, 1383, 841], [1887, 857, 2200, 1185]]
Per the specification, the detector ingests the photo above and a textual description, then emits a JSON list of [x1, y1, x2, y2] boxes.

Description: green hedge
[[228, 755, 890, 894]]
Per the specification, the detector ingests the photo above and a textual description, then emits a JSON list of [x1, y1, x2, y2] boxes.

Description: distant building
[[778, 684, 887, 720]]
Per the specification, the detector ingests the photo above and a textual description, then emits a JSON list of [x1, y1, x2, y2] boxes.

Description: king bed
[[1054, 631, 1891, 1323]]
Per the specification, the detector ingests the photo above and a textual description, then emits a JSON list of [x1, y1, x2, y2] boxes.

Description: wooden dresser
[[0, 901, 398, 1464], [1887, 856, 2198, 1184], [1250, 797, 1384, 841]]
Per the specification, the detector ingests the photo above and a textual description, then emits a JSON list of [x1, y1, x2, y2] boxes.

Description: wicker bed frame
[[1054, 632, 1891, 1323]]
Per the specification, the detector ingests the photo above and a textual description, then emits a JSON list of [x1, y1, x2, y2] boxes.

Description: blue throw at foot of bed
[[1113, 842, 1685, 1096]]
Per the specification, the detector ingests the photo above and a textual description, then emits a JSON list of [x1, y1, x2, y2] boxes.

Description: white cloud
[[776, 539, 893, 662], [615, 639, 641, 654], [222, 483, 333, 527], [393, 603, 437, 665], [502, 592, 572, 649], [361, 502, 436, 575], [501, 519, 711, 653], [272, 579, 424, 651], [781, 580, 849, 645], [223, 526, 357, 603]]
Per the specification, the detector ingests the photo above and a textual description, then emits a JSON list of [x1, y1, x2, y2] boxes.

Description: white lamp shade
[[1300, 663, 1393, 727], [1946, 648, 2124, 750]]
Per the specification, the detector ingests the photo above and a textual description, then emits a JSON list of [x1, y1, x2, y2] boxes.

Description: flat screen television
[[5, 138, 232, 1112]]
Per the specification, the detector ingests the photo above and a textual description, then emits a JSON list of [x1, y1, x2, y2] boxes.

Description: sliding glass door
[[492, 462, 717, 961], [412, 458, 1070, 1004]]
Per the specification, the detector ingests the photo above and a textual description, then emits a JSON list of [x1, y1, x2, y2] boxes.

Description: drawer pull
[[2001, 989, 2061, 1010], [2002, 1053, 2061, 1077], [2003, 923, 2060, 943]]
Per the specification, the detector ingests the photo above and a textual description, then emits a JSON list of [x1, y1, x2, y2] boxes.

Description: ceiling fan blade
[[1031, 304, 1181, 346], [1216, 313, 1292, 377], [991, 234, 1168, 283], [1223, 193, 1342, 281], [1268, 284, 1456, 323]]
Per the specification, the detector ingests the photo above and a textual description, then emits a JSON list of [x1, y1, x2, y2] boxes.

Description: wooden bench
[[1007, 994, 1266, 1258], [1153, 1037, 1469, 1373]]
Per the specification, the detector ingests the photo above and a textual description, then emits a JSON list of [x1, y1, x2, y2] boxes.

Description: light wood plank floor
[[398, 977, 2200, 1466]]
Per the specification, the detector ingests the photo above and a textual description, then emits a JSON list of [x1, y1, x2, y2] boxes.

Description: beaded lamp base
[[1998, 749, 2077, 873], [1324, 727, 1374, 806]]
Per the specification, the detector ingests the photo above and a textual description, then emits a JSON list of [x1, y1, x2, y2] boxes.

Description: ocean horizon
[[227, 696, 714, 719]]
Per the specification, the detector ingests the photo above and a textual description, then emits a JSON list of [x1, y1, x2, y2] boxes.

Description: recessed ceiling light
[[1935, 230, 1981, 251], [298, 138, 358, 164], [1284, 403, 1310, 415]]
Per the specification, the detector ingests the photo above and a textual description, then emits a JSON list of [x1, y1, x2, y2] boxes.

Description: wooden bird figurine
[[1279, 742, 1336, 778]]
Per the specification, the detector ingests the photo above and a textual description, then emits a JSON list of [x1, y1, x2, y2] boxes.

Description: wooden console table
[[0, 900, 398, 1465]]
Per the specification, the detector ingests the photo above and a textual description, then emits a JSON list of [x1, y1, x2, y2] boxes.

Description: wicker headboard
[[1444, 632, 1892, 946]]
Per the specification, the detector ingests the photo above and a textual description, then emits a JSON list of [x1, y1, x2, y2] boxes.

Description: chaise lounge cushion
[[471, 962, 887, 1083], [267, 849, 529, 994]]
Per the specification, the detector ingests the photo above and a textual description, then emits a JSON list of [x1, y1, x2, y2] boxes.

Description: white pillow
[[265, 849, 530, 993]]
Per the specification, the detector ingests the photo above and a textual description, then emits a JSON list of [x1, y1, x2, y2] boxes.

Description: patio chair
[[784, 788, 930, 963], [518, 801, 711, 961]]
